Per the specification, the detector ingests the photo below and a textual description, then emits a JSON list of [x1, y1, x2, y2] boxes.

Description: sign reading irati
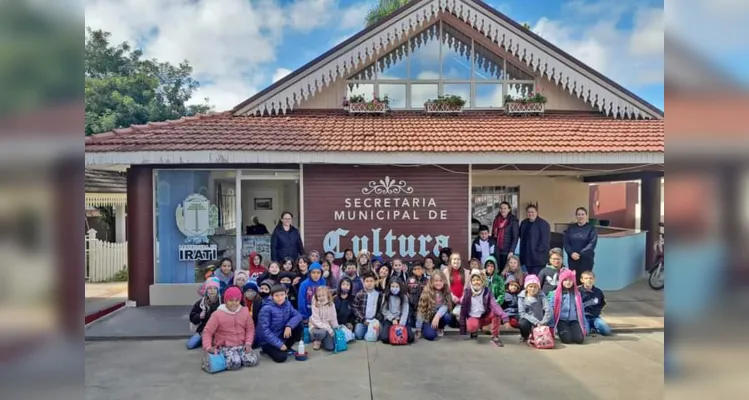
[[303, 165, 468, 260]]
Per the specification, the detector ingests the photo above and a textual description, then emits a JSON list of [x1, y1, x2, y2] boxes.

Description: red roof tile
[[84, 110, 664, 153]]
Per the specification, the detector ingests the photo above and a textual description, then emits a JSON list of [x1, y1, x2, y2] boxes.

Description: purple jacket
[[255, 297, 303, 349], [459, 287, 509, 335]]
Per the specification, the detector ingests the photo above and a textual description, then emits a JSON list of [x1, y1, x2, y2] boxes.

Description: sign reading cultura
[[176, 193, 219, 261], [323, 176, 450, 258]]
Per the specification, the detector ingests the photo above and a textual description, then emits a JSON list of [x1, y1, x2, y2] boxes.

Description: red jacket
[[248, 251, 267, 280]]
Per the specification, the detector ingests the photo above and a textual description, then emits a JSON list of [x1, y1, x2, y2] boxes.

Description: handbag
[[339, 325, 356, 342], [388, 324, 408, 345], [333, 328, 348, 353], [364, 319, 381, 342], [529, 325, 555, 349], [185, 333, 202, 350], [201, 350, 227, 374], [303, 326, 312, 344]]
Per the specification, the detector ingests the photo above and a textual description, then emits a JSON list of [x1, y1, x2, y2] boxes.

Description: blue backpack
[[334, 328, 348, 353], [303, 326, 312, 344]]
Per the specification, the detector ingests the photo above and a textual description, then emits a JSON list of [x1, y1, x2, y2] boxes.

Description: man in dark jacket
[[519, 205, 550, 276], [270, 212, 304, 262], [471, 225, 499, 266]]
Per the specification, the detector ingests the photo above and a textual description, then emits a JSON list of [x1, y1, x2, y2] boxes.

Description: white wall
[[471, 172, 589, 226], [241, 180, 299, 229]]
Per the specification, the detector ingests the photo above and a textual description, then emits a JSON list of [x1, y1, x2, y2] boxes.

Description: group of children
[[188, 245, 612, 371]]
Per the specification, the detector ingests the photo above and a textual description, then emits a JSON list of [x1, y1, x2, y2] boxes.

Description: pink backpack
[[529, 325, 555, 349]]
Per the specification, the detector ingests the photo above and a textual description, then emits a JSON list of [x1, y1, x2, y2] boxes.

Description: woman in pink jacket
[[202, 286, 259, 369], [308, 286, 339, 351]]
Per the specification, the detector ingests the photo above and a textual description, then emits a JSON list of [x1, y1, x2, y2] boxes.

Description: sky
[[84, 0, 666, 112]]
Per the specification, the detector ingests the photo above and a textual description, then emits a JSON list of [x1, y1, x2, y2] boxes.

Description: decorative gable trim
[[234, 0, 662, 119]]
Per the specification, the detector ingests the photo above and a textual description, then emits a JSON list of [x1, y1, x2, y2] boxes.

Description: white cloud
[[531, 2, 664, 87], [287, 0, 337, 32], [272, 68, 292, 83]]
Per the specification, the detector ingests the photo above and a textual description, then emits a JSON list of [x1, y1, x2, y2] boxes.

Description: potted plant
[[504, 89, 547, 115], [343, 93, 390, 114], [424, 94, 466, 113]]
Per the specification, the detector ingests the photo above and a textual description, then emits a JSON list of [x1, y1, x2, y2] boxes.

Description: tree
[[365, 0, 409, 26], [85, 28, 213, 135]]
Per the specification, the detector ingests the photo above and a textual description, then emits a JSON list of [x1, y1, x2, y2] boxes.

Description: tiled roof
[[84, 110, 664, 153], [85, 169, 126, 193]]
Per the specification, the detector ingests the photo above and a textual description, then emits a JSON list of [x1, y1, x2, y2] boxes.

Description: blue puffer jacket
[[297, 276, 327, 319], [255, 297, 303, 349]]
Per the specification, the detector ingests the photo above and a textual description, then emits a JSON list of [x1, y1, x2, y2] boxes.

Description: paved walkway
[[85, 282, 128, 316], [85, 279, 663, 340], [85, 333, 664, 400]]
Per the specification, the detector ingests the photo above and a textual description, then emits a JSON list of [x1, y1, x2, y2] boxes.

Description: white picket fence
[[86, 229, 128, 282]]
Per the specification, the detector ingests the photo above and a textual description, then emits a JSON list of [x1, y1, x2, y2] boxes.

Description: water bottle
[[298, 340, 305, 354]]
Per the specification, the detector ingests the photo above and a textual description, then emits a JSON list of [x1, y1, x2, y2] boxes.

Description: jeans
[[585, 316, 612, 336], [380, 320, 414, 344], [310, 328, 335, 351], [259, 325, 303, 363], [420, 313, 453, 341], [354, 319, 380, 340], [186, 333, 202, 349], [556, 320, 585, 344]]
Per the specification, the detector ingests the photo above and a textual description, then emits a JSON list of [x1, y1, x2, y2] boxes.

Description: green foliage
[[504, 91, 547, 104], [365, 0, 409, 26], [108, 268, 128, 282], [85, 28, 213, 135], [426, 94, 466, 107]]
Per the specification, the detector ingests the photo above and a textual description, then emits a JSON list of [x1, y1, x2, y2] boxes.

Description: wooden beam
[[583, 170, 663, 183]]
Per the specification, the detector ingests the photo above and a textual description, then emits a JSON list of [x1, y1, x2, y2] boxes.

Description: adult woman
[[563, 207, 598, 283], [270, 211, 304, 262], [491, 201, 520, 268], [519, 205, 551, 276]]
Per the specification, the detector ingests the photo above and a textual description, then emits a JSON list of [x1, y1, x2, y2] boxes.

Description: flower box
[[346, 101, 388, 114], [505, 102, 545, 115], [424, 102, 464, 114]]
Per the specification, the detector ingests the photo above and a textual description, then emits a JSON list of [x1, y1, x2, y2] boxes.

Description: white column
[[115, 204, 127, 243]]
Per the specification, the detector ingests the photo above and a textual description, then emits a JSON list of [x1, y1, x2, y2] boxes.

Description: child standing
[[256, 261, 281, 285], [391, 257, 408, 282], [255, 284, 304, 363], [500, 255, 525, 287], [471, 225, 498, 266], [339, 248, 355, 268], [342, 261, 363, 295], [357, 250, 373, 276], [242, 281, 261, 327], [324, 251, 341, 282], [334, 277, 356, 330], [352, 272, 382, 340], [281, 257, 295, 274], [188, 279, 221, 349], [375, 264, 391, 293], [414, 270, 454, 341], [406, 261, 428, 328], [579, 271, 611, 336], [234, 270, 249, 289], [423, 255, 437, 278], [459, 269, 510, 346], [201, 287, 259, 369], [309, 286, 339, 351], [379, 279, 414, 344], [502, 276, 522, 328], [247, 251, 266, 280], [297, 262, 327, 320], [517, 275, 551, 342], [484, 256, 505, 306], [212, 257, 235, 297], [537, 248, 567, 295], [321, 259, 338, 292], [550, 269, 586, 344], [438, 247, 452, 269]]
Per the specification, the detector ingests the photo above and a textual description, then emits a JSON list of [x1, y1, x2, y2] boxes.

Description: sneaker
[[312, 341, 321, 351], [491, 336, 504, 347], [470, 332, 478, 339], [437, 329, 444, 338], [520, 336, 528, 343]]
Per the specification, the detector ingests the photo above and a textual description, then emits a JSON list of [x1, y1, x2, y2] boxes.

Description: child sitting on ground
[[549, 269, 586, 344], [538, 248, 567, 295], [309, 286, 339, 351], [406, 261, 429, 328], [201, 287, 259, 369], [502, 276, 522, 328], [517, 275, 551, 342], [579, 271, 611, 336], [380, 279, 414, 344], [459, 269, 510, 346], [188, 279, 221, 349], [334, 277, 356, 330], [352, 272, 382, 340], [242, 281, 261, 325], [258, 279, 274, 301], [414, 270, 454, 341], [255, 284, 304, 363]]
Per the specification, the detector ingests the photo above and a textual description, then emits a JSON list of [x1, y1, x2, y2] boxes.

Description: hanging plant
[[424, 94, 466, 113], [343, 93, 390, 114]]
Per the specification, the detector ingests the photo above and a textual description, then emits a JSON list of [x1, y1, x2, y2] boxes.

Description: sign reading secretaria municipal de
[[303, 165, 469, 260], [176, 193, 219, 261]]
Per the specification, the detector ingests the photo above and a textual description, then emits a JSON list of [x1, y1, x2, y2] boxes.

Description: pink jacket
[[202, 305, 255, 349], [309, 301, 339, 333]]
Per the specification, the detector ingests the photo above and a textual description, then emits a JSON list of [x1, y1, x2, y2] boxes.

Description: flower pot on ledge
[[347, 102, 388, 114], [505, 102, 545, 115], [424, 102, 464, 114]]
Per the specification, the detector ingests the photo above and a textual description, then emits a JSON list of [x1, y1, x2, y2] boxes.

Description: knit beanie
[[224, 286, 242, 302], [242, 281, 259, 294], [524, 274, 541, 289], [260, 279, 275, 291]]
